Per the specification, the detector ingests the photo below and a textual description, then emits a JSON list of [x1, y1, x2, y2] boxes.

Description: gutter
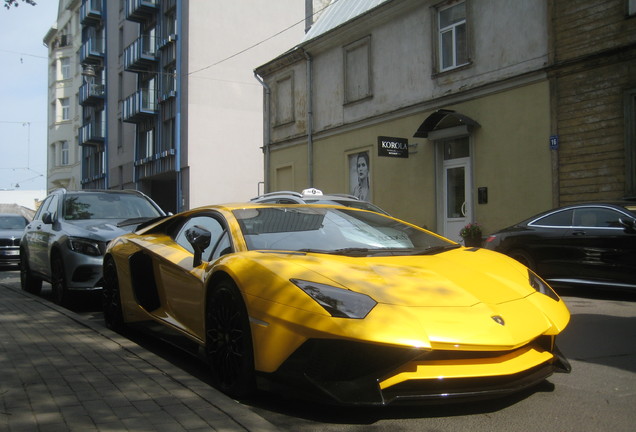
[[302, 48, 314, 188], [254, 72, 271, 193]]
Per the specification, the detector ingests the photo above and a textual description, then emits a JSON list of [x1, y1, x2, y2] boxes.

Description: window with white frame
[[59, 98, 70, 121], [61, 141, 69, 166], [437, 1, 468, 72], [60, 57, 71, 80]]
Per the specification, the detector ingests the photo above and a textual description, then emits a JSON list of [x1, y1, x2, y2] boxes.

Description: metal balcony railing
[[125, 0, 158, 23], [80, 0, 103, 25], [79, 83, 105, 106], [123, 35, 158, 72], [80, 37, 104, 64], [122, 88, 157, 123], [79, 121, 105, 146]]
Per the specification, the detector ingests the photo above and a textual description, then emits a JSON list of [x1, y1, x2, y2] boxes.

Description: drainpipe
[[302, 49, 314, 188], [175, 0, 183, 212], [254, 72, 271, 193]]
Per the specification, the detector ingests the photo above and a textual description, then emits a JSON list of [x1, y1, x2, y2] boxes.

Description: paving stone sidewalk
[[0, 276, 279, 432]]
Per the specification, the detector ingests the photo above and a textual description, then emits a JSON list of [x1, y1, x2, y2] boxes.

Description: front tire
[[103, 258, 125, 332], [509, 249, 536, 270], [20, 250, 42, 294], [205, 278, 255, 398]]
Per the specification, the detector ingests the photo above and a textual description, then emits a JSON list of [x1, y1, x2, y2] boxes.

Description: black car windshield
[[63, 193, 162, 220], [0, 215, 28, 230], [234, 207, 455, 255]]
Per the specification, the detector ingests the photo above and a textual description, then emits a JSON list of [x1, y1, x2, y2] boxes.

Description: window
[[573, 208, 625, 228], [531, 210, 573, 227], [59, 98, 70, 121], [60, 57, 71, 80], [630, 0, 636, 16], [61, 141, 69, 166], [344, 36, 372, 104], [437, 1, 468, 72], [274, 73, 294, 126], [144, 129, 154, 158], [174, 216, 227, 262]]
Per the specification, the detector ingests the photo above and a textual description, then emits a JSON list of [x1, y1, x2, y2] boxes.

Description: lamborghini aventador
[[103, 203, 571, 405]]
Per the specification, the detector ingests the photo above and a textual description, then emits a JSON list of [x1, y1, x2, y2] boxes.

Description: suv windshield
[[0, 215, 28, 230], [234, 207, 455, 255], [63, 193, 162, 220]]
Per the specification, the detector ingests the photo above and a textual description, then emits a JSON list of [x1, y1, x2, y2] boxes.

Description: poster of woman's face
[[349, 151, 371, 201]]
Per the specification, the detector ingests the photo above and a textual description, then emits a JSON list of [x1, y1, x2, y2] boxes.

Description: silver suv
[[251, 188, 388, 214], [20, 189, 165, 306]]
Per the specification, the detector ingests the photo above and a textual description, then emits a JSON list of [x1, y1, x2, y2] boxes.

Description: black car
[[484, 202, 636, 291], [0, 213, 29, 268]]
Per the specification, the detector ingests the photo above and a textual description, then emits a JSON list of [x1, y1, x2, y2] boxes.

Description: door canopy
[[414, 109, 479, 138]]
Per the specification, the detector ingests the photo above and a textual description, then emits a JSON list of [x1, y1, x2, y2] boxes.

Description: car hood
[[62, 219, 139, 241], [1, 229, 25, 239], [261, 247, 535, 308]]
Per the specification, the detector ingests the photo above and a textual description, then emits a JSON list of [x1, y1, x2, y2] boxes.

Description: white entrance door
[[439, 138, 472, 242]]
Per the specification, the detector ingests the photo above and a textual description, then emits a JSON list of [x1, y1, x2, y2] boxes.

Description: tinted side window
[[532, 209, 573, 227], [573, 208, 624, 228]]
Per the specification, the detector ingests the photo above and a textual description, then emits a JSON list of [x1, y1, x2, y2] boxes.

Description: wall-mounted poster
[[349, 151, 371, 201]]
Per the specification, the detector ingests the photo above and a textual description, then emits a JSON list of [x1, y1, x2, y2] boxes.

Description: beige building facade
[[256, 0, 554, 241]]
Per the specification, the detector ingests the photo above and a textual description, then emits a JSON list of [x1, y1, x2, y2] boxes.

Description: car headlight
[[291, 279, 377, 319], [528, 270, 559, 301], [67, 237, 102, 257]]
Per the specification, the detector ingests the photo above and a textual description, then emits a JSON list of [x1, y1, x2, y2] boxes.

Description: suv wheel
[[20, 250, 42, 294], [51, 253, 70, 307]]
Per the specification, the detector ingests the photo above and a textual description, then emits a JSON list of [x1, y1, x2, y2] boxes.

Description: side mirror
[[41, 212, 53, 225], [185, 225, 211, 267], [619, 217, 636, 234]]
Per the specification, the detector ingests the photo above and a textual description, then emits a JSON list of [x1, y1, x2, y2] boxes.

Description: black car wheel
[[509, 249, 536, 270], [102, 258, 125, 332], [205, 278, 255, 398], [20, 250, 42, 294], [51, 253, 70, 307]]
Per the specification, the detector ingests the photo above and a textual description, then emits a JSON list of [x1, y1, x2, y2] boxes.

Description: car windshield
[[234, 207, 456, 255], [0, 215, 28, 230], [63, 193, 162, 220], [306, 199, 388, 214]]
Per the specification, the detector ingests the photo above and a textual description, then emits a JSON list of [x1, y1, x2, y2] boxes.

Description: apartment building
[[44, 0, 83, 192], [48, 0, 307, 213]]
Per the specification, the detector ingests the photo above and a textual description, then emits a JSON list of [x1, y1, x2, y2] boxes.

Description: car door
[[24, 195, 59, 276], [562, 206, 636, 286], [154, 213, 229, 339], [521, 209, 573, 278]]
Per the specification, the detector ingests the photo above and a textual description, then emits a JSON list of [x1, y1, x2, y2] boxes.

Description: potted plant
[[460, 222, 482, 247]]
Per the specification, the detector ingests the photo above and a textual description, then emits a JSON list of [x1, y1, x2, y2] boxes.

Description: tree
[[4, 0, 36, 9]]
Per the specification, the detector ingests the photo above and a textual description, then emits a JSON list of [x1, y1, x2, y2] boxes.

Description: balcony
[[80, 0, 103, 25], [135, 149, 176, 180], [123, 35, 157, 72], [80, 37, 104, 65], [79, 83, 105, 106], [79, 121, 105, 147], [122, 88, 157, 123], [125, 0, 158, 23]]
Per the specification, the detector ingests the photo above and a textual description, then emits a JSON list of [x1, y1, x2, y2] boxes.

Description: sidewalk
[[0, 273, 279, 432]]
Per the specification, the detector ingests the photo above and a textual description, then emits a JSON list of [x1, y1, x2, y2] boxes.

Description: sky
[[0, 0, 58, 192]]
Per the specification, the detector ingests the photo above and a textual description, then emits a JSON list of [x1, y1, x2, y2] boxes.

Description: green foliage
[[4, 0, 37, 9]]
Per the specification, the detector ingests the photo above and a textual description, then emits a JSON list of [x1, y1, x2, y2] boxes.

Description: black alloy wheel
[[205, 278, 255, 398], [19, 250, 42, 294], [102, 259, 125, 332], [50, 253, 70, 307]]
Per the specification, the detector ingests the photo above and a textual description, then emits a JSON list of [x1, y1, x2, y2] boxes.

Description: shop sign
[[378, 136, 408, 158]]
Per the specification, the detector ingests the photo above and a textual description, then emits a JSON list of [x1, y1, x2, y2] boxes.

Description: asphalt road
[[2, 269, 635, 432]]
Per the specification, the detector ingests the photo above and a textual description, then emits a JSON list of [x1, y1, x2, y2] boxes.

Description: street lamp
[[82, 64, 96, 85]]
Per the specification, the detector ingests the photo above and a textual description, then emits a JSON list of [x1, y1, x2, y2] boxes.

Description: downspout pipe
[[175, 0, 183, 212], [302, 48, 314, 188], [254, 72, 271, 193]]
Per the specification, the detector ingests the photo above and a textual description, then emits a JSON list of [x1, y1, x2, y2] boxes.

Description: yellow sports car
[[103, 203, 571, 405]]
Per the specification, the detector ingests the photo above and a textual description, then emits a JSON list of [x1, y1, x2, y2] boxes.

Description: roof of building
[[303, 0, 391, 42]]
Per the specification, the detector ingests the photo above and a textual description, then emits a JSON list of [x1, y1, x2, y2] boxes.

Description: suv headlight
[[67, 237, 102, 256], [291, 279, 377, 319], [528, 270, 559, 301]]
